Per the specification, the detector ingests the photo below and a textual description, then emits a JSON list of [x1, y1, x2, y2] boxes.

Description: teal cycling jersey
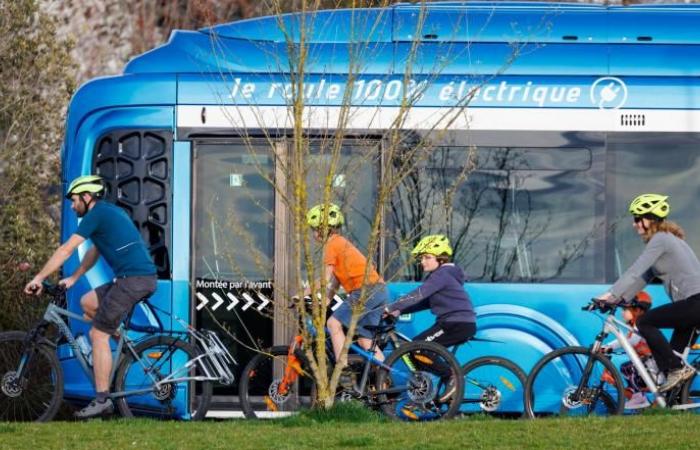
[[76, 201, 156, 277]]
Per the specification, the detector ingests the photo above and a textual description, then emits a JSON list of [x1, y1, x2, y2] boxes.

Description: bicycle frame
[[591, 309, 700, 410], [23, 296, 234, 401], [281, 316, 431, 402]]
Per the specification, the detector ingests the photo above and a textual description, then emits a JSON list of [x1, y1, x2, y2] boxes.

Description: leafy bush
[[0, 0, 75, 329]]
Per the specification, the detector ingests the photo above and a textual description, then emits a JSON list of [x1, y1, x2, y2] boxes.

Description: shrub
[[0, 0, 75, 329]]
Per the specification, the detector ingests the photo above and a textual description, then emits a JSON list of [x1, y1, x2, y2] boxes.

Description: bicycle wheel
[[0, 331, 63, 422], [678, 364, 700, 409], [375, 340, 464, 421], [239, 345, 317, 419], [114, 335, 213, 420], [461, 356, 527, 417], [524, 346, 624, 418]]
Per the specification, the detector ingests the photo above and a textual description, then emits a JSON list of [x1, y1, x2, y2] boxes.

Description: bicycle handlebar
[[289, 295, 396, 323], [582, 298, 618, 314], [40, 281, 67, 307]]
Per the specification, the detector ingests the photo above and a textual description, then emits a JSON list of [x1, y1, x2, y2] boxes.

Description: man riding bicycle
[[24, 174, 157, 419]]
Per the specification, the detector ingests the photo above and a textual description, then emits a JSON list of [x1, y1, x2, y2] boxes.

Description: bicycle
[[453, 341, 527, 416], [239, 297, 525, 419], [373, 322, 527, 417], [238, 297, 465, 421], [0, 281, 236, 422], [524, 299, 700, 417]]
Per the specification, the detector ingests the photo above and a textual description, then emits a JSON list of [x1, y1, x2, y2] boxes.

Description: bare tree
[[193, 1, 599, 411]]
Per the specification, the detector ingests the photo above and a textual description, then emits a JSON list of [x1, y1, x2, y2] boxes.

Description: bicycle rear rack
[[192, 329, 236, 386]]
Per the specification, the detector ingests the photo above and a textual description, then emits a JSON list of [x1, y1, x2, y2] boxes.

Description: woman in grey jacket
[[597, 194, 700, 392]]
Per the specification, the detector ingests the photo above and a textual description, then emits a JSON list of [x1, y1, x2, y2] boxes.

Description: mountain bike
[[239, 296, 525, 419], [238, 298, 465, 421], [524, 299, 700, 417], [0, 282, 235, 421]]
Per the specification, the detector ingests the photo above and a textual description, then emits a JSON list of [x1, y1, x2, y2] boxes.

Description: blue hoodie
[[387, 263, 476, 324]]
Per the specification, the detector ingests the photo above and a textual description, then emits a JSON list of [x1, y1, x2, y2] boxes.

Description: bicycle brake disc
[[1, 372, 23, 398], [153, 380, 177, 401], [268, 379, 291, 405], [407, 371, 437, 403], [480, 386, 502, 412], [561, 385, 595, 409]]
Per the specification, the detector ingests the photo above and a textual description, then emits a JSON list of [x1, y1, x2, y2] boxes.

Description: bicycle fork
[[13, 323, 50, 384], [570, 334, 609, 407], [278, 336, 305, 396]]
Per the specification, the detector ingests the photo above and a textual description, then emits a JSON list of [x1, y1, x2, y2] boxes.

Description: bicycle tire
[[239, 345, 317, 419], [679, 364, 700, 408], [461, 356, 527, 416], [0, 330, 63, 422], [524, 346, 624, 418], [114, 335, 213, 420], [375, 340, 464, 421]]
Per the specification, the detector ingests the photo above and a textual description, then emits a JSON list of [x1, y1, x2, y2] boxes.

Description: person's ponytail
[[643, 220, 685, 242]]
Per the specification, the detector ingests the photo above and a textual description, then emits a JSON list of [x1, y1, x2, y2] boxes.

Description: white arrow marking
[[257, 293, 271, 311], [211, 292, 225, 311], [226, 292, 240, 311], [331, 295, 344, 311], [242, 293, 256, 311], [196, 292, 209, 311]]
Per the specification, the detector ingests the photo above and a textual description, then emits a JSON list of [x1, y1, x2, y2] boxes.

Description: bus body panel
[[60, 3, 700, 416]]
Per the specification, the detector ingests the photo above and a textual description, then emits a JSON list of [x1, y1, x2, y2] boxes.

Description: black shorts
[[93, 275, 157, 335]]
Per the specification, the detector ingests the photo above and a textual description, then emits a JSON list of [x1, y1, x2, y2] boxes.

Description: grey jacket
[[610, 232, 700, 302]]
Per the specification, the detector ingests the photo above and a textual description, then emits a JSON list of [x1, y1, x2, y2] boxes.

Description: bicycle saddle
[[123, 299, 162, 334], [364, 323, 395, 334]]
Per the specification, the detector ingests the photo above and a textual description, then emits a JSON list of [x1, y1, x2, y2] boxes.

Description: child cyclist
[[384, 234, 476, 401], [601, 291, 660, 409], [306, 203, 389, 364]]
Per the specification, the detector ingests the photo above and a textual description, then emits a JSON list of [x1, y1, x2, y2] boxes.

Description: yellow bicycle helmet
[[628, 193, 669, 219], [65, 175, 105, 199], [411, 234, 453, 258], [306, 203, 344, 228]]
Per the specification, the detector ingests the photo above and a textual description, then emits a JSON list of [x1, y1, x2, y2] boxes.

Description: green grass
[[2, 404, 700, 450]]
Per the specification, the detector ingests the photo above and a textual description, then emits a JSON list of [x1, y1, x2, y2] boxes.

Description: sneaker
[[624, 392, 650, 410], [658, 365, 695, 392], [438, 376, 457, 403], [74, 398, 114, 419]]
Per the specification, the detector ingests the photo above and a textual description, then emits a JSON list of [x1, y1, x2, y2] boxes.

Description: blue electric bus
[[60, 2, 700, 417]]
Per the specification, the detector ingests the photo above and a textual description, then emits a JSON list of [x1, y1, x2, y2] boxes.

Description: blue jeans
[[331, 284, 389, 338]]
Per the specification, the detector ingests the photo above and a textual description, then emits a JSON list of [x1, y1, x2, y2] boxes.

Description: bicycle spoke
[[525, 347, 623, 417], [114, 336, 212, 420], [679, 367, 700, 410], [461, 357, 526, 416], [0, 331, 63, 422], [377, 341, 463, 421], [239, 347, 315, 419]]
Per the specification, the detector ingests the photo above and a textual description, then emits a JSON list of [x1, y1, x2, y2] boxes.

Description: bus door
[[192, 140, 276, 395]]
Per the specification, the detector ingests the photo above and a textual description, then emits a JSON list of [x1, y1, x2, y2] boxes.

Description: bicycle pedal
[[400, 406, 423, 421]]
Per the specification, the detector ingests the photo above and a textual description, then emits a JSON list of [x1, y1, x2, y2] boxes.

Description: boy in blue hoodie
[[385, 234, 476, 401]]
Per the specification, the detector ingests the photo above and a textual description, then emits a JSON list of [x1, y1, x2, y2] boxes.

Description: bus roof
[[123, 2, 699, 76]]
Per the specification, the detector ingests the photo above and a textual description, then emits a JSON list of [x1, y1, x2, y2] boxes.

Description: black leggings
[[413, 322, 476, 378], [414, 321, 477, 348], [636, 293, 700, 373]]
